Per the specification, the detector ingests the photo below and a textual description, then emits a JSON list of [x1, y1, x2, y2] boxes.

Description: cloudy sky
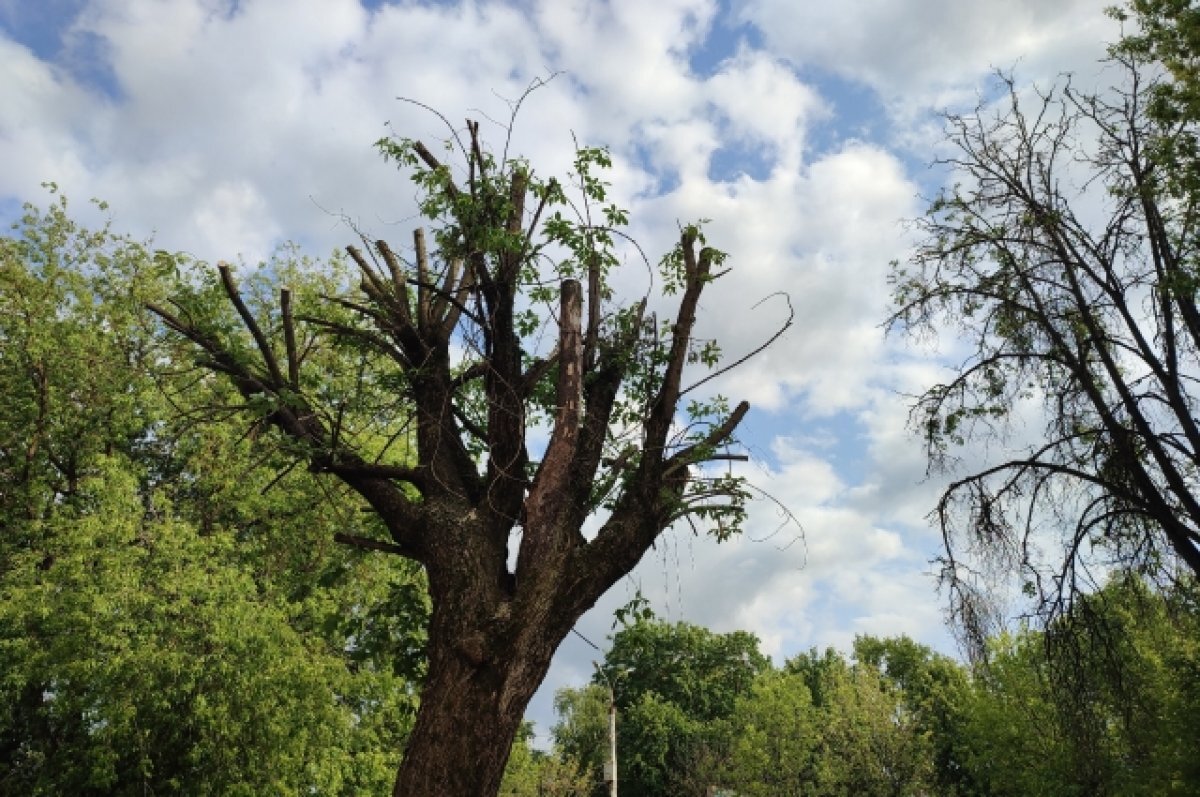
[[1, 0, 1124, 742]]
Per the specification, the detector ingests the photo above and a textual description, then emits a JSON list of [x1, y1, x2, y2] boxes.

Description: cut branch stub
[[413, 228, 432, 335], [524, 278, 583, 532], [218, 262, 285, 387], [373, 240, 415, 328], [280, 287, 299, 388]]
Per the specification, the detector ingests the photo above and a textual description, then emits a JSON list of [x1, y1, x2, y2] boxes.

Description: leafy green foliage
[[771, 648, 934, 796], [0, 194, 427, 794], [551, 685, 611, 796], [599, 620, 769, 724], [555, 628, 939, 797], [1111, 0, 1200, 204], [754, 579, 1200, 797], [852, 636, 980, 796], [499, 722, 590, 796], [958, 575, 1200, 797], [553, 619, 768, 797], [548, 579, 1200, 796]]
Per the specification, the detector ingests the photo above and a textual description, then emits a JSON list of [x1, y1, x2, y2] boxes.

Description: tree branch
[[218, 263, 285, 387], [334, 532, 407, 556]]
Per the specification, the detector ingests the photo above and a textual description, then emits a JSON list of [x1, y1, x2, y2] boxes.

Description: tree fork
[[150, 118, 777, 796]]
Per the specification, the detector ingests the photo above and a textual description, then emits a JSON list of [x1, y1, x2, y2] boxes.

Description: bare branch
[[413, 228, 432, 334], [280, 287, 300, 388], [681, 292, 794, 397], [334, 532, 407, 556], [372, 240, 415, 329], [218, 263, 285, 387]]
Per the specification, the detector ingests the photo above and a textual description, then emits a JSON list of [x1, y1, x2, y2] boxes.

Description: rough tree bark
[[149, 119, 772, 796]]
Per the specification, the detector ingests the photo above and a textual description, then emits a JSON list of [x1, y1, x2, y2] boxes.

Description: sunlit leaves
[[0, 202, 427, 793]]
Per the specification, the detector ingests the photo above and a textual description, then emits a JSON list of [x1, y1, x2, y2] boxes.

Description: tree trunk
[[391, 613, 563, 796]]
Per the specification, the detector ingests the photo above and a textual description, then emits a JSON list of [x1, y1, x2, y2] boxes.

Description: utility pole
[[594, 663, 617, 797]]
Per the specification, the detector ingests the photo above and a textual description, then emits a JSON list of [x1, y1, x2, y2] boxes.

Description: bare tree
[[889, 54, 1200, 653], [149, 110, 784, 795]]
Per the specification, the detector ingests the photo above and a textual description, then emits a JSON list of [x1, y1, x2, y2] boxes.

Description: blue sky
[[0, 0, 1122, 744]]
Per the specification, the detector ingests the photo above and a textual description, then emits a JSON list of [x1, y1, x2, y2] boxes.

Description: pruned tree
[[889, 38, 1200, 653], [149, 108, 781, 795]]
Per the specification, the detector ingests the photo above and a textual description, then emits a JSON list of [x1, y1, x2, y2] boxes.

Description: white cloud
[[534, 0, 714, 130], [0, 36, 101, 201], [192, 179, 280, 260], [706, 48, 826, 168], [625, 136, 919, 419], [740, 0, 1118, 109]]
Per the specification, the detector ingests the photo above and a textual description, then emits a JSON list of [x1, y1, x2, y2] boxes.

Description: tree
[[780, 649, 934, 796], [852, 636, 981, 795], [552, 619, 768, 797], [1040, 574, 1200, 795], [605, 619, 769, 796], [954, 632, 1078, 797], [149, 110, 779, 795], [888, 11, 1200, 645], [499, 722, 590, 796], [711, 670, 820, 796], [0, 194, 426, 793], [955, 575, 1200, 796], [1114, 0, 1200, 203], [599, 619, 770, 723], [551, 685, 611, 796]]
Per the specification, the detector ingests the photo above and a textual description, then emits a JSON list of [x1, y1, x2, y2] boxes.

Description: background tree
[[545, 595, 1198, 796], [554, 621, 945, 797], [552, 685, 611, 796], [777, 648, 934, 796], [1114, 0, 1200, 203], [852, 635, 981, 796], [956, 575, 1200, 796], [499, 722, 590, 796], [149, 110, 779, 795], [955, 631, 1079, 797], [706, 669, 820, 796], [888, 6, 1200, 644], [0, 194, 426, 794], [599, 619, 770, 724], [552, 619, 768, 797]]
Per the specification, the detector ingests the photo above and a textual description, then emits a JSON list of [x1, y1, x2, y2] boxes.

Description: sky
[[0, 0, 1125, 744]]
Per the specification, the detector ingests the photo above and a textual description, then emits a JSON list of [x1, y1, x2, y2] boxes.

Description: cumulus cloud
[[0, 36, 101, 196], [625, 135, 919, 419], [739, 0, 1119, 109], [706, 48, 826, 168]]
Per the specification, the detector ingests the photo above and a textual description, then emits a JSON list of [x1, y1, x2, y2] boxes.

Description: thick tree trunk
[[391, 615, 563, 796]]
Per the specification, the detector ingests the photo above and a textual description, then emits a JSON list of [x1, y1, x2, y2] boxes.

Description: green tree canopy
[[957, 574, 1200, 796], [547, 580, 1199, 796], [0, 193, 427, 794], [552, 619, 768, 797], [600, 620, 770, 721]]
